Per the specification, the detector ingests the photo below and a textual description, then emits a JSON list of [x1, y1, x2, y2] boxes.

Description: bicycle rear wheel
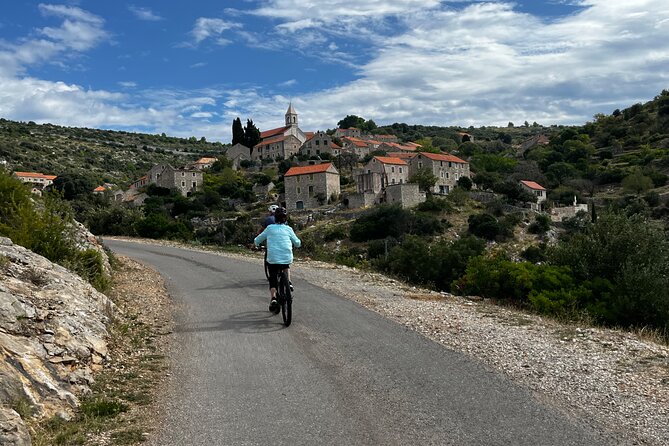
[[279, 272, 292, 326], [264, 249, 270, 280]]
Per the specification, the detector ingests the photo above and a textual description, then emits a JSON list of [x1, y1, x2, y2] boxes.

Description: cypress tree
[[231, 117, 244, 145], [244, 119, 261, 149]]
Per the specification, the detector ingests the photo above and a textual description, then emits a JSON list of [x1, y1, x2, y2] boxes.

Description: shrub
[[350, 205, 443, 242], [467, 213, 513, 241], [528, 214, 552, 234], [380, 235, 484, 291], [416, 196, 454, 213], [549, 212, 669, 329]]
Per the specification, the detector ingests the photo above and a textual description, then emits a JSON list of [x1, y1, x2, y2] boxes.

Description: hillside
[[0, 119, 227, 185]]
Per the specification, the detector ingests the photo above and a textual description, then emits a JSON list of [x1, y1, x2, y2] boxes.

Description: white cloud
[[0, 4, 108, 76], [191, 18, 242, 44], [128, 6, 164, 22], [190, 62, 207, 68], [118, 81, 137, 88], [278, 79, 297, 87], [191, 112, 214, 118]]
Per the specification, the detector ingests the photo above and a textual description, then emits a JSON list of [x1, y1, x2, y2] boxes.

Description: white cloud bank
[[0, 1, 668, 143]]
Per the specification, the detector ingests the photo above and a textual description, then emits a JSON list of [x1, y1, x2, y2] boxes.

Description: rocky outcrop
[[0, 237, 116, 444]]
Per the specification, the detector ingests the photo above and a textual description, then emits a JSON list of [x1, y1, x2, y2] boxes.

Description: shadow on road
[[175, 310, 286, 334]]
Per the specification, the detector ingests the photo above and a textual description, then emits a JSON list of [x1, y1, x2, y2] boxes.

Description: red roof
[[416, 152, 468, 163], [285, 163, 335, 177], [330, 142, 341, 149], [255, 135, 288, 148], [373, 156, 407, 165], [391, 152, 418, 159], [260, 126, 290, 139], [93, 186, 106, 192], [14, 171, 57, 180], [520, 180, 546, 191], [343, 137, 369, 148]]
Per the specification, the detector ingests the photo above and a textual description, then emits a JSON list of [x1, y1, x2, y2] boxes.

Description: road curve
[[105, 239, 613, 446]]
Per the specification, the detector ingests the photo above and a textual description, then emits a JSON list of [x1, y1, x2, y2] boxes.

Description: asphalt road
[[105, 239, 613, 446]]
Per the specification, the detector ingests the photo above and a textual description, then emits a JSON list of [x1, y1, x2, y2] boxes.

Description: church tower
[[285, 102, 298, 127]]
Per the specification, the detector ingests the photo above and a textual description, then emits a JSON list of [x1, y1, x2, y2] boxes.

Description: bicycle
[[271, 267, 292, 326]]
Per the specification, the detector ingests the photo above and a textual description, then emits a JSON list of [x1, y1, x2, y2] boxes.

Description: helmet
[[274, 207, 288, 223], [268, 204, 279, 213]]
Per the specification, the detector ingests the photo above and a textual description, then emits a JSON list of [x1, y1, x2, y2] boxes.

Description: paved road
[[105, 239, 613, 446]]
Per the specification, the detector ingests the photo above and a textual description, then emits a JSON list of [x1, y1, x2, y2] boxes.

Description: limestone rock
[[0, 408, 31, 446], [0, 236, 116, 438]]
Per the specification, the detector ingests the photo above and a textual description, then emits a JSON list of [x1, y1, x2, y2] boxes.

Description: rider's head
[[274, 207, 288, 224], [268, 204, 279, 214]]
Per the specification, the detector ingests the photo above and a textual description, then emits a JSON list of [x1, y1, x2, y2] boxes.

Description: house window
[[297, 176, 300, 182], [297, 187, 301, 194], [418, 162, 423, 168], [455, 173, 459, 180], [182, 172, 185, 176], [193, 172, 196, 177], [181, 181, 186, 187], [440, 172, 444, 178], [308, 185, 314, 197], [309, 174, 314, 180], [192, 182, 197, 188], [399, 167, 403, 173], [391, 179, 396, 184], [296, 201, 304, 210], [391, 166, 395, 173]]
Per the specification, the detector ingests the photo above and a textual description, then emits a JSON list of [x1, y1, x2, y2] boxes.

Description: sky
[[0, 1, 667, 143]]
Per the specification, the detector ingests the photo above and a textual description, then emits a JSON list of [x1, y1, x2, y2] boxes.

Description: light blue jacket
[[254, 224, 301, 265]]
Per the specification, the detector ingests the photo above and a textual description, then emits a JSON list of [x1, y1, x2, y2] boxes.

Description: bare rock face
[[0, 408, 31, 446], [0, 236, 116, 440]]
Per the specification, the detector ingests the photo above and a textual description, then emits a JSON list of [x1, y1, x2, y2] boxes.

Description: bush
[[379, 235, 485, 291], [528, 214, 551, 234], [467, 213, 513, 241], [549, 212, 669, 329], [350, 205, 443, 242]]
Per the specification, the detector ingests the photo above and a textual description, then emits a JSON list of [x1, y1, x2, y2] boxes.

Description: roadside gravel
[[110, 238, 669, 446]]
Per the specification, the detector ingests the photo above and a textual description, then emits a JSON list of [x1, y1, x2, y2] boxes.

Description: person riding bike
[[254, 207, 301, 313], [259, 204, 279, 233]]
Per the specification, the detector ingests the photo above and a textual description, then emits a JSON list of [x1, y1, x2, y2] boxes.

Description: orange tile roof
[[343, 137, 369, 148], [255, 135, 288, 148], [14, 171, 57, 180], [195, 157, 217, 164], [520, 180, 546, 191], [93, 186, 106, 192], [330, 142, 341, 149], [416, 152, 468, 163], [391, 152, 418, 159], [374, 156, 407, 165], [260, 125, 290, 139], [285, 163, 335, 177]]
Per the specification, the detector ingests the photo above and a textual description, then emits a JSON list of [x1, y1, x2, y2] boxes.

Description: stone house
[[252, 103, 308, 161], [13, 171, 57, 189], [408, 152, 470, 195], [384, 183, 426, 208], [358, 156, 409, 193], [341, 137, 373, 158], [300, 131, 341, 157], [225, 143, 252, 169], [334, 127, 362, 138], [190, 157, 218, 170], [146, 163, 203, 196], [520, 180, 547, 211], [284, 162, 340, 210]]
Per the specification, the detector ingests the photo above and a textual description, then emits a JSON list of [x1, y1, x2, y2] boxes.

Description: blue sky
[[0, 1, 667, 143]]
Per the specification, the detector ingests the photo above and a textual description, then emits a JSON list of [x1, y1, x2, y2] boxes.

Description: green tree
[[232, 117, 244, 145], [337, 115, 366, 129], [621, 170, 654, 194], [409, 168, 437, 193], [243, 119, 261, 149]]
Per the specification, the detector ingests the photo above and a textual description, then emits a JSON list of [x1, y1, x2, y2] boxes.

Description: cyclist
[[254, 207, 301, 313], [259, 204, 279, 233]]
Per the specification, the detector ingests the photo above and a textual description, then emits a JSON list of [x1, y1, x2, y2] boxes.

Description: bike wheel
[[280, 273, 292, 326], [264, 250, 270, 280]]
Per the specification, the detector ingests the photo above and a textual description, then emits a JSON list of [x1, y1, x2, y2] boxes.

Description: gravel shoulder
[[108, 238, 669, 446]]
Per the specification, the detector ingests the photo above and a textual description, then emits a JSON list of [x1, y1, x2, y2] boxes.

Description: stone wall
[[384, 183, 425, 208]]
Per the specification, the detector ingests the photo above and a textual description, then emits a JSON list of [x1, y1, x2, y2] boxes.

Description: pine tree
[[231, 117, 244, 145]]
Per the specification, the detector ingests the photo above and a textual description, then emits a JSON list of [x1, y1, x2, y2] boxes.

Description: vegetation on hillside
[[0, 169, 110, 291], [3, 90, 669, 337]]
